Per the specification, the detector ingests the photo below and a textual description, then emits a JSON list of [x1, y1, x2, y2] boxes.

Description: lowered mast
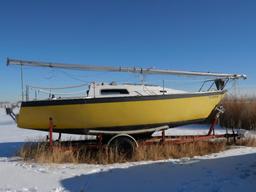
[[7, 58, 247, 80]]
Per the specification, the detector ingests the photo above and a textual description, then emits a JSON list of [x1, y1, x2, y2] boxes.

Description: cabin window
[[101, 89, 129, 95]]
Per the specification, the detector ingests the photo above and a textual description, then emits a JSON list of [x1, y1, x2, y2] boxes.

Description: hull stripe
[[21, 90, 226, 107]]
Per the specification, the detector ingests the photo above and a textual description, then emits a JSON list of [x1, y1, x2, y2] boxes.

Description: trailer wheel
[[107, 134, 138, 158]]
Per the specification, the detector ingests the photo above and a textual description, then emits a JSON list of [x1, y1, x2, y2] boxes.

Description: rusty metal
[[48, 117, 54, 146]]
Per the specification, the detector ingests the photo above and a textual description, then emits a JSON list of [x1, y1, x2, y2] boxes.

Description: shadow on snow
[[0, 142, 24, 157], [61, 153, 256, 192]]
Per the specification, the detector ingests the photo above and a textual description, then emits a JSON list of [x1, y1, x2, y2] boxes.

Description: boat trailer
[[46, 106, 239, 155]]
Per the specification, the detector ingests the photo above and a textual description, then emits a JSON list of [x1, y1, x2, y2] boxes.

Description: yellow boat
[[17, 83, 226, 135], [6, 58, 246, 137]]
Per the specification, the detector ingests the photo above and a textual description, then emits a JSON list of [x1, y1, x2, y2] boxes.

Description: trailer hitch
[[5, 107, 17, 121], [207, 106, 225, 136]]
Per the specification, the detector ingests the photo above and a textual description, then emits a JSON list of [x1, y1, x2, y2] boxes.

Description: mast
[[7, 58, 247, 80]]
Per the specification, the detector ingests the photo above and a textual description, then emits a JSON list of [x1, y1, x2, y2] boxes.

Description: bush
[[220, 97, 256, 130]]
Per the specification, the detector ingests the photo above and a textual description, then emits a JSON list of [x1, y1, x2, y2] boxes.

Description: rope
[[154, 78, 217, 83], [37, 89, 86, 95], [28, 83, 89, 90]]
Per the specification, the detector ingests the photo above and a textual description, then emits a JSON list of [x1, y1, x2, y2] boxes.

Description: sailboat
[[7, 58, 246, 137]]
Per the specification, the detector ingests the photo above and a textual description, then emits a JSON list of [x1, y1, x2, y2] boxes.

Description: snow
[[1, 108, 256, 192], [154, 123, 243, 136]]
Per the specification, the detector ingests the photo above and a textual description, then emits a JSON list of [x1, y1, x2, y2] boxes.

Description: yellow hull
[[17, 91, 226, 134]]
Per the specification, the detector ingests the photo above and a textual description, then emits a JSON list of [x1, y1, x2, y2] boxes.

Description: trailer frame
[[46, 106, 239, 156]]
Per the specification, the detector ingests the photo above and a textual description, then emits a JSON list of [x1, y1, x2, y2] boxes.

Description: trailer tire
[[107, 135, 137, 158]]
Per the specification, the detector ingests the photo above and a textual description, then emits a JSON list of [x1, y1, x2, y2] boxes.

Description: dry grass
[[133, 140, 227, 161], [220, 97, 256, 130], [19, 140, 228, 164], [236, 137, 256, 147], [19, 137, 256, 164], [19, 143, 81, 163]]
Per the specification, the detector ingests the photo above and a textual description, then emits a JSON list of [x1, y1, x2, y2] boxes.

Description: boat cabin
[[86, 82, 187, 98]]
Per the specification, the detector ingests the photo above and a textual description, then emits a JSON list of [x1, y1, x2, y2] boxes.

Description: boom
[[7, 58, 247, 80]]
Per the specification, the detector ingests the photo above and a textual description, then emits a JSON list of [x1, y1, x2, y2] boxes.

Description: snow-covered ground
[[1, 108, 256, 192]]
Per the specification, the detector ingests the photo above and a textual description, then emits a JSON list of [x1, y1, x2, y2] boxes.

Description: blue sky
[[0, 0, 256, 101]]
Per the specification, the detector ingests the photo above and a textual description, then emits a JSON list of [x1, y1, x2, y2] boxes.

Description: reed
[[132, 140, 227, 161], [18, 139, 228, 164], [236, 137, 256, 147], [220, 96, 256, 130], [19, 142, 80, 163]]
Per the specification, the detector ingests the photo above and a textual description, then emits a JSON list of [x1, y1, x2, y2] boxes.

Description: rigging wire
[[56, 69, 90, 83], [20, 64, 24, 101], [43, 68, 55, 80], [28, 83, 89, 90], [37, 89, 87, 95]]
